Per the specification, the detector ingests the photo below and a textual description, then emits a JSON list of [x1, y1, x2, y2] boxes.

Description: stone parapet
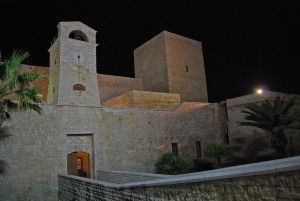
[[58, 156, 300, 201]]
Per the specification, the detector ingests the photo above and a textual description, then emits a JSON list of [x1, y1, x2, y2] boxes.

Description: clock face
[[69, 49, 87, 66]]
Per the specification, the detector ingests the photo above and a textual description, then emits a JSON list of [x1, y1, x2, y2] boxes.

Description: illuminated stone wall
[[134, 31, 208, 102], [101, 90, 181, 109], [98, 74, 144, 103], [0, 101, 225, 200]]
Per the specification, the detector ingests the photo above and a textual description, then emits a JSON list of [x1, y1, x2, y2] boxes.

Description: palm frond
[[239, 95, 299, 143], [242, 103, 269, 119], [282, 97, 296, 115], [4, 50, 29, 78], [17, 72, 43, 86]]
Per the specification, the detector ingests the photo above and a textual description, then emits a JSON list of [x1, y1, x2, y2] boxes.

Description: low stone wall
[[58, 156, 300, 201], [97, 170, 173, 184], [58, 176, 165, 201]]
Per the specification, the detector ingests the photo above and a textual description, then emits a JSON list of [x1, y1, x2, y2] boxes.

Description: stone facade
[[0, 21, 299, 200]]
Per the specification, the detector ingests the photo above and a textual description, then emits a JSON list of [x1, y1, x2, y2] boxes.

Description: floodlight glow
[[256, 89, 263, 94]]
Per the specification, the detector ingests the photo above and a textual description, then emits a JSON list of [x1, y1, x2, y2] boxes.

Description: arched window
[[73, 84, 86, 91], [69, 30, 88, 42]]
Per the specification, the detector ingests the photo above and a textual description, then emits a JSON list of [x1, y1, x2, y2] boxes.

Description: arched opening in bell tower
[[69, 30, 88, 42]]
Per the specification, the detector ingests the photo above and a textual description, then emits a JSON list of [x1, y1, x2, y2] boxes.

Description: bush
[[204, 143, 232, 168], [155, 153, 193, 175]]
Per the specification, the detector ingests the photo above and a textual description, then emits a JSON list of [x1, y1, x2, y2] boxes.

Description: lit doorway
[[67, 151, 90, 178]]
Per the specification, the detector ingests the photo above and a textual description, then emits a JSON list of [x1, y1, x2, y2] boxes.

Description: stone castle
[[0, 21, 298, 200]]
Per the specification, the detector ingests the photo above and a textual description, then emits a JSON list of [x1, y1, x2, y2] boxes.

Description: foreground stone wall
[[58, 156, 300, 201]]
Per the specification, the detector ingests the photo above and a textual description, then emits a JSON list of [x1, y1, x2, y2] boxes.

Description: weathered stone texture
[[0, 101, 223, 200], [165, 31, 208, 102], [98, 74, 144, 103], [134, 31, 169, 94], [134, 31, 208, 102], [97, 170, 172, 184], [58, 175, 165, 201], [58, 169, 300, 201], [0, 105, 63, 201], [98, 102, 220, 173], [101, 90, 181, 109]]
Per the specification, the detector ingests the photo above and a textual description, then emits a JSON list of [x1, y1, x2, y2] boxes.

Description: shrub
[[204, 143, 232, 168], [155, 152, 193, 175]]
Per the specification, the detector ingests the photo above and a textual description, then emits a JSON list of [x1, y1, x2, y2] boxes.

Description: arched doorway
[[67, 151, 90, 178]]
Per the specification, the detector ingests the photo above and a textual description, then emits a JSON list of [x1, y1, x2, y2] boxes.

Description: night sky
[[1, 1, 299, 103]]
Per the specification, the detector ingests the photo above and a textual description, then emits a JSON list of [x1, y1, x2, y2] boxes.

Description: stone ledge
[[98, 169, 174, 179]]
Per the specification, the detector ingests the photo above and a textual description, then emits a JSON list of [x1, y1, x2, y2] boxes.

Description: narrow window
[[225, 133, 229, 144], [172, 143, 178, 155], [73, 84, 86, 91], [196, 141, 202, 158], [186, 65, 189, 72]]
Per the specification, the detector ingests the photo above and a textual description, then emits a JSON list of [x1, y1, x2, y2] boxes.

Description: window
[[196, 141, 201, 158], [172, 143, 178, 155], [186, 65, 189, 72], [73, 84, 86, 91]]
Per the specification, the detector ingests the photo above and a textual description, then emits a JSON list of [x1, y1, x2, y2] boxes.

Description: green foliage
[[155, 152, 193, 175], [204, 143, 232, 167], [239, 96, 300, 154], [0, 49, 43, 175], [0, 49, 43, 125]]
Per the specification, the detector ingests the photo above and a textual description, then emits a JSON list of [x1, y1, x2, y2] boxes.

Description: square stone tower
[[134, 31, 208, 102], [47, 21, 100, 106]]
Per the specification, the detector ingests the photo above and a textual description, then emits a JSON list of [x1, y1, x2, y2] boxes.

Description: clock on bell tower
[[47, 21, 100, 106]]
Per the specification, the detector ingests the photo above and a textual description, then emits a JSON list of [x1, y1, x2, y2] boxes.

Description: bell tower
[[47, 21, 100, 106]]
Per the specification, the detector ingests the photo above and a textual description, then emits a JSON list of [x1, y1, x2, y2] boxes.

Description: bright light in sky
[[256, 89, 263, 94]]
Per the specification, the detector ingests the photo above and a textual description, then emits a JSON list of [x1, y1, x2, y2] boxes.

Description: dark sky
[[1, 1, 299, 103]]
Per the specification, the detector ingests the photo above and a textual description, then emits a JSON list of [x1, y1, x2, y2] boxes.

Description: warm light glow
[[256, 89, 263, 94]]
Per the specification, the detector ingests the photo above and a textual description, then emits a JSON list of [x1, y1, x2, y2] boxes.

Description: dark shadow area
[[0, 126, 11, 175]]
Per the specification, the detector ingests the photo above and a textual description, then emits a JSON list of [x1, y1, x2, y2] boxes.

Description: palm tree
[[0, 49, 43, 175], [0, 49, 43, 126], [239, 96, 300, 155]]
